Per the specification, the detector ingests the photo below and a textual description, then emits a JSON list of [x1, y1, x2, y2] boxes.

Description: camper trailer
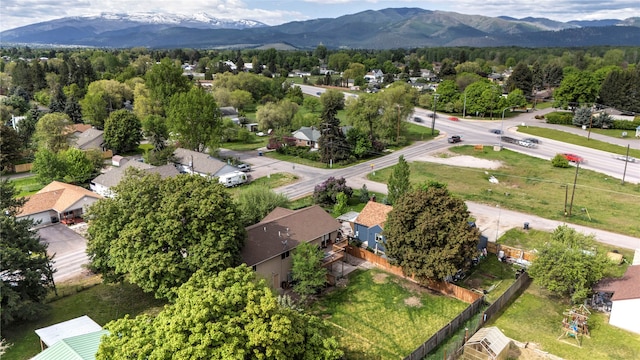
[[218, 171, 248, 187]]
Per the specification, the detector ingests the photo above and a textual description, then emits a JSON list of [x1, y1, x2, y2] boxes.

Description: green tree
[[313, 177, 353, 206], [61, 147, 98, 184], [1, 179, 56, 326], [292, 242, 328, 300], [86, 172, 245, 300], [97, 266, 342, 360], [229, 89, 253, 111], [145, 58, 192, 114], [553, 71, 599, 109], [255, 99, 298, 131], [384, 185, 480, 282], [103, 109, 142, 154], [506, 62, 533, 95], [572, 107, 592, 127], [387, 155, 411, 205], [0, 125, 22, 172], [529, 225, 609, 303], [303, 96, 321, 113], [80, 80, 133, 129], [235, 186, 290, 227], [506, 89, 527, 109], [332, 191, 349, 216], [346, 93, 382, 141], [32, 149, 66, 184], [33, 112, 73, 153], [142, 115, 168, 151], [167, 86, 222, 153], [318, 90, 350, 163]]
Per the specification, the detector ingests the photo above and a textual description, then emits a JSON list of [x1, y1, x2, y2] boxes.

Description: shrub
[[313, 177, 353, 205], [552, 154, 571, 168], [545, 112, 574, 125], [612, 119, 640, 130]]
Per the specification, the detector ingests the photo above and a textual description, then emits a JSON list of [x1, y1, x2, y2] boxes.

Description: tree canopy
[[384, 185, 480, 282], [97, 266, 343, 360], [1, 179, 56, 326], [103, 109, 142, 154], [387, 155, 411, 205], [167, 86, 222, 153], [86, 171, 245, 300], [528, 225, 609, 303], [235, 185, 290, 227], [33, 112, 73, 153], [291, 242, 328, 300]]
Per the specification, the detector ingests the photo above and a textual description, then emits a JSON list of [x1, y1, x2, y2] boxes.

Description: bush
[[612, 119, 640, 130], [277, 145, 320, 161], [551, 154, 571, 168], [313, 177, 353, 206], [545, 112, 574, 125]]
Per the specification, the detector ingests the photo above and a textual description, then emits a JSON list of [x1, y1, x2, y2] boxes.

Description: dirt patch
[[373, 272, 388, 284], [404, 296, 422, 307], [415, 153, 503, 170]]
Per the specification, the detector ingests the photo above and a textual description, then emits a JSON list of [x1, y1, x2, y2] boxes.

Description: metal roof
[[32, 330, 109, 360], [465, 327, 511, 359], [35, 315, 102, 348]]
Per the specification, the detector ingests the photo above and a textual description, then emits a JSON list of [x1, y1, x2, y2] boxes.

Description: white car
[[236, 163, 251, 172]]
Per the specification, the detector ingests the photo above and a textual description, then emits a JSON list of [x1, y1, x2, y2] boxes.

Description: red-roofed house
[[604, 265, 640, 334], [241, 205, 341, 290], [17, 181, 103, 226], [354, 201, 393, 254]]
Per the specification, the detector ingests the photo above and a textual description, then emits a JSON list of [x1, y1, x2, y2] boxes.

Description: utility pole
[[568, 162, 580, 217], [587, 111, 594, 140], [622, 144, 630, 185], [431, 94, 439, 135], [462, 91, 467, 118], [563, 184, 568, 217]]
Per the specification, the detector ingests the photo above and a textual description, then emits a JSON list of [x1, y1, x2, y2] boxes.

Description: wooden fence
[[481, 272, 531, 322], [346, 246, 482, 303], [14, 163, 33, 173], [486, 242, 537, 262]]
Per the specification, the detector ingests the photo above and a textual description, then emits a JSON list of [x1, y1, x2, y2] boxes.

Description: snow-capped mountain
[[83, 12, 266, 29]]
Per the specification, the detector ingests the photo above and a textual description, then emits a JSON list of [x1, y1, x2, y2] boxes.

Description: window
[[252, 265, 256, 271], [280, 251, 290, 260], [375, 233, 384, 243], [322, 234, 330, 248]]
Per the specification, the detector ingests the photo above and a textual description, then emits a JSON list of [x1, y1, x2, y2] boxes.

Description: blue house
[[354, 201, 393, 254]]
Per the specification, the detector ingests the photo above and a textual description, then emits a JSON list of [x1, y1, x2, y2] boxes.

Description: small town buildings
[[172, 148, 239, 178], [73, 128, 104, 151], [292, 126, 321, 148], [34, 315, 106, 359], [462, 326, 511, 360], [17, 181, 103, 226], [354, 201, 393, 254], [241, 205, 341, 290], [90, 161, 179, 198], [594, 265, 640, 335]]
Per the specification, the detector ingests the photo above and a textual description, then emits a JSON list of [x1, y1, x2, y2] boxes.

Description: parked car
[[237, 163, 251, 172], [447, 135, 462, 143], [414, 116, 423, 123], [561, 153, 584, 163], [489, 129, 503, 134]]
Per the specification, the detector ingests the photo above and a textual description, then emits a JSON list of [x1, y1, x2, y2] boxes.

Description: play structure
[[558, 304, 591, 346]]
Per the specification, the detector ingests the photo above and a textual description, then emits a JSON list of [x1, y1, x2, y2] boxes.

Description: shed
[[336, 211, 359, 238], [32, 329, 109, 360], [111, 155, 127, 167], [35, 315, 102, 351], [463, 327, 511, 360]]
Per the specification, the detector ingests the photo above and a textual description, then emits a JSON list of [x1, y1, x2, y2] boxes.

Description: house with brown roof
[[17, 181, 103, 226], [354, 201, 393, 254], [241, 205, 341, 290], [593, 265, 640, 334]]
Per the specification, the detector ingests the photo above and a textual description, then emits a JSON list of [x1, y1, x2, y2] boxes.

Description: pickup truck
[[447, 135, 462, 143]]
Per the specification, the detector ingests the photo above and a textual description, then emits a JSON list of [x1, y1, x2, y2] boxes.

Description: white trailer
[[218, 171, 248, 187]]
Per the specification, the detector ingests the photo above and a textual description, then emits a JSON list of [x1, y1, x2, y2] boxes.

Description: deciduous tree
[[528, 225, 609, 303], [385, 185, 480, 283], [33, 112, 73, 153], [103, 109, 142, 154], [313, 177, 353, 206], [86, 172, 245, 300], [235, 186, 290, 227], [96, 266, 342, 360], [292, 242, 328, 300], [1, 179, 56, 326], [167, 86, 222, 153], [387, 155, 410, 205]]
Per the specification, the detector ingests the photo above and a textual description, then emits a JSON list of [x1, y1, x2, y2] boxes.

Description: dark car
[[414, 116, 423, 123], [447, 135, 462, 143], [489, 129, 503, 134]]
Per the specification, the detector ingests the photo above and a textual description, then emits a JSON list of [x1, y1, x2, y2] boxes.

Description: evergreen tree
[[387, 155, 411, 205], [48, 85, 67, 113], [506, 62, 533, 95], [1, 179, 56, 326], [318, 90, 350, 163]]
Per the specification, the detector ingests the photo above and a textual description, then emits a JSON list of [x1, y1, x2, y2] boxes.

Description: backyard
[[368, 146, 640, 237], [310, 268, 469, 359]]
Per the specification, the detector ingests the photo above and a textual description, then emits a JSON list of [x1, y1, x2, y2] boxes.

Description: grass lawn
[[368, 146, 640, 237], [226, 172, 299, 198], [9, 175, 44, 197], [487, 283, 640, 360], [221, 135, 269, 151], [310, 268, 469, 359], [459, 256, 516, 303], [1, 278, 166, 360], [517, 126, 640, 158]]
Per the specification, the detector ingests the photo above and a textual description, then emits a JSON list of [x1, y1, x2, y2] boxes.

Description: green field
[[310, 268, 468, 359], [368, 146, 640, 237], [8, 176, 43, 197]]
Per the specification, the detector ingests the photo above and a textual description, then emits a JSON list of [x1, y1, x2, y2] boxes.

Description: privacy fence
[[345, 246, 531, 360]]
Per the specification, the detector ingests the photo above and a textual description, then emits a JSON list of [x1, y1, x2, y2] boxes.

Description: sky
[[1, 0, 638, 32]]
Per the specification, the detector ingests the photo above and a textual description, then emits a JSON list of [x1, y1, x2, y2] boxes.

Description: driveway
[[37, 223, 90, 283]]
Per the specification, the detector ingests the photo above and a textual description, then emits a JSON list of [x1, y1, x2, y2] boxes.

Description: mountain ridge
[[1, 8, 639, 49]]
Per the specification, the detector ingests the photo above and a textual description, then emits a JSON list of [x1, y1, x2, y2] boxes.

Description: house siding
[[20, 211, 56, 226], [609, 298, 640, 334], [354, 223, 386, 253]]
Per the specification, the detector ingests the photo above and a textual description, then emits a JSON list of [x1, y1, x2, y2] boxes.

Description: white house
[[172, 148, 238, 178], [606, 265, 640, 334], [17, 182, 103, 226], [90, 161, 179, 198]]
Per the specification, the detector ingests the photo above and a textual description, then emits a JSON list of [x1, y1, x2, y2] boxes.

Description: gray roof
[[173, 148, 228, 176], [337, 211, 360, 223], [92, 161, 179, 188], [74, 128, 103, 149], [292, 126, 321, 142], [220, 106, 238, 117], [465, 327, 511, 359]]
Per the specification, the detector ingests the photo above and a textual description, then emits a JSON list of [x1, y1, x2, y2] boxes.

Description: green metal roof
[[32, 330, 109, 360]]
